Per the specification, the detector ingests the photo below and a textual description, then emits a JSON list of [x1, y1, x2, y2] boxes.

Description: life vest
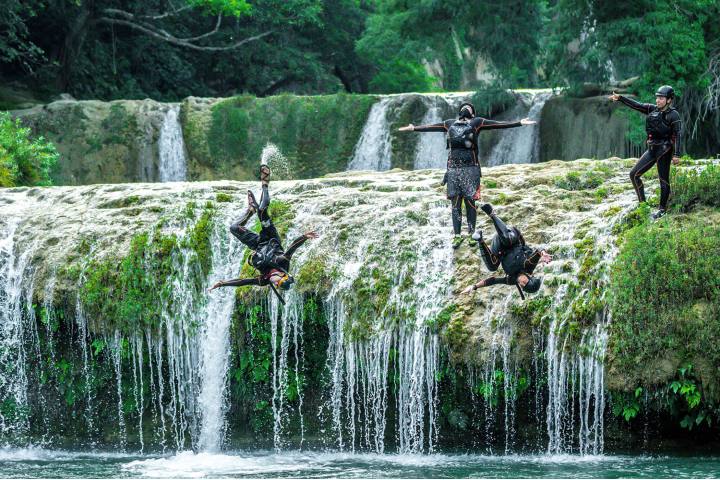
[[646, 108, 674, 139], [447, 120, 475, 150], [250, 241, 282, 271]]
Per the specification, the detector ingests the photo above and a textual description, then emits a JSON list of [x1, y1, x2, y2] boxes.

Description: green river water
[[1, 448, 719, 478]]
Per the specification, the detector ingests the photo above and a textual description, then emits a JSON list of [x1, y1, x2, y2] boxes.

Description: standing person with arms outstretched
[[207, 163, 318, 303], [461, 203, 552, 299], [609, 86, 682, 220], [399, 102, 536, 248]]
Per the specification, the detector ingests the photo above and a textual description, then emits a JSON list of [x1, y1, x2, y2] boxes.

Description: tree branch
[[98, 12, 273, 51]]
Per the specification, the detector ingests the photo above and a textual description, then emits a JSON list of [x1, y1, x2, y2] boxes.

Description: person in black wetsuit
[[399, 102, 536, 248], [207, 165, 318, 303], [610, 85, 682, 220], [461, 203, 552, 299]]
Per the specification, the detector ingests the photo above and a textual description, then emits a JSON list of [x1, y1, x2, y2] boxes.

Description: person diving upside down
[[399, 102, 536, 249], [609, 85, 682, 220], [461, 204, 551, 299], [207, 165, 318, 303]]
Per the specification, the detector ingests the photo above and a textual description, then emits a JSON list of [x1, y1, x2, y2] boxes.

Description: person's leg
[[464, 196, 477, 234], [450, 195, 462, 235], [255, 184, 283, 245], [629, 149, 657, 204], [230, 191, 260, 247], [477, 234, 501, 271], [656, 145, 673, 211], [480, 204, 515, 248]]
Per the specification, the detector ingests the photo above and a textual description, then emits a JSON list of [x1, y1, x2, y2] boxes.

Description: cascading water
[[0, 157, 665, 458], [0, 218, 33, 439], [196, 215, 243, 451], [543, 184, 636, 455], [158, 105, 188, 182], [413, 100, 448, 170], [487, 91, 553, 166], [347, 98, 393, 171]]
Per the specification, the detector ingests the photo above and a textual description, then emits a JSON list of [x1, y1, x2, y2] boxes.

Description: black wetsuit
[[476, 211, 541, 292], [414, 116, 522, 234], [216, 184, 309, 288], [618, 96, 682, 210]]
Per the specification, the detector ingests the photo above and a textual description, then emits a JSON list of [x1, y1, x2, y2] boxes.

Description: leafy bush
[[671, 164, 720, 210], [609, 220, 720, 389], [554, 170, 606, 191], [0, 112, 58, 187]]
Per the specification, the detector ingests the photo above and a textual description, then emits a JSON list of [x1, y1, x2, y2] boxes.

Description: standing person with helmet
[[609, 85, 682, 220], [399, 102, 536, 248], [207, 162, 318, 303]]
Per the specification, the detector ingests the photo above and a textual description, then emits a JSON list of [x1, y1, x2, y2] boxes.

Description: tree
[[0, 113, 59, 187]]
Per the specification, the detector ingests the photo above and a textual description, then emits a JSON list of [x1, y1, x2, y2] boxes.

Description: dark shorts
[[446, 165, 481, 199]]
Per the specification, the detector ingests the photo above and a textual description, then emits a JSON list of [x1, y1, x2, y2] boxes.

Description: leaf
[[634, 387, 643, 398]]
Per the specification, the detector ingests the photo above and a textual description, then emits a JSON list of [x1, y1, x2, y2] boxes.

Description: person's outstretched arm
[[284, 231, 318, 259], [609, 91, 653, 114], [398, 120, 449, 132], [461, 276, 512, 293], [472, 116, 522, 131], [207, 276, 265, 292]]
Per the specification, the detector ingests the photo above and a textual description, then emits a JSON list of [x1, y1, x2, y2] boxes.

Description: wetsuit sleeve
[[413, 121, 448, 132], [284, 234, 310, 259], [472, 117, 522, 132], [523, 249, 542, 275], [217, 276, 266, 287], [668, 110, 683, 155], [618, 96, 653, 115], [481, 276, 513, 287]]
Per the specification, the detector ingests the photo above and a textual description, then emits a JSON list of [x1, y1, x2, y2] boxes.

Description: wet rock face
[[1, 158, 718, 451], [539, 96, 631, 162]]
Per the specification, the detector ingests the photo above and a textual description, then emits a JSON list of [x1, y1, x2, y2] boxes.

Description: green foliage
[[187, 0, 252, 16], [0, 112, 58, 187], [612, 387, 643, 422], [554, 169, 607, 191], [367, 59, 436, 94], [668, 364, 714, 430], [671, 164, 720, 210], [608, 213, 720, 391], [80, 208, 213, 332], [215, 192, 233, 203], [356, 0, 544, 91]]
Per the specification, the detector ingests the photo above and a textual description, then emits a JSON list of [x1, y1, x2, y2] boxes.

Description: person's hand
[[473, 185, 482, 201], [672, 156, 680, 165], [461, 284, 476, 295], [207, 282, 222, 293], [305, 231, 319, 239], [540, 251, 553, 264], [609, 91, 620, 102], [520, 118, 537, 126], [398, 124, 415, 132]]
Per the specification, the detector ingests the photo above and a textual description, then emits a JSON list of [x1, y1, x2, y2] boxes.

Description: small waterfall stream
[[158, 105, 188, 182], [487, 91, 552, 166]]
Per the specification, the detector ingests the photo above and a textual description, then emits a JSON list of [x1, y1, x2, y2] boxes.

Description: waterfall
[[158, 105, 188, 182], [543, 184, 636, 455], [413, 101, 448, 170], [318, 191, 452, 453], [347, 98, 393, 171], [487, 91, 552, 166], [196, 215, 242, 451], [0, 217, 37, 440]]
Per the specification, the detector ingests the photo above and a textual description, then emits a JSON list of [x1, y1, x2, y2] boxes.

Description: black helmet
[[655, 85, 675, 100], [458, 102, 475, 119], [522, 276, 542, 294]]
